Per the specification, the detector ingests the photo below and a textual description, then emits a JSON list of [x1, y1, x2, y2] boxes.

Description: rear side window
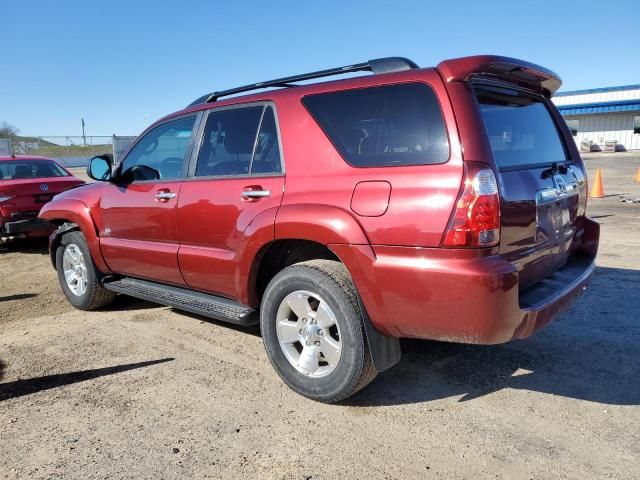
[[252, 107, 282, 174], [476, 88, 568, 169], [195, 105, 282, 176], [302, 83, 449, 167]]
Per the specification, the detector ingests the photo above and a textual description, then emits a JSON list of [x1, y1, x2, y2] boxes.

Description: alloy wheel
[[62, 243, 88, 296], [275, 290, 342, 378]]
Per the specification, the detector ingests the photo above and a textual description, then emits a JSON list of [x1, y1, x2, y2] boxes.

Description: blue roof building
[[552, 84, 640, 151]]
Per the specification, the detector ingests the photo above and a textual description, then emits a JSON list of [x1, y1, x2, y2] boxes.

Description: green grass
[[33, 144, 113, 158]]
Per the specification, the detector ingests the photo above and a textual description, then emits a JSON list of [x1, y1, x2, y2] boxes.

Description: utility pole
[[82, 118, 86, 146]]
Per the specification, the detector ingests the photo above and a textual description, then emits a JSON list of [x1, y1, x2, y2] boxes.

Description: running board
[[103, 277, 258, 326]]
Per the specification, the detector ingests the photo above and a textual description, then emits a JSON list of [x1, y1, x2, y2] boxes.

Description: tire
[[260, 260, 377, 403], [56, 230, 116, 310]]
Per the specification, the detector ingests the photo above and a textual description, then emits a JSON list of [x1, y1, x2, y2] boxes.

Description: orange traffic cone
[[635, 167, 640, 183], [589, 168, 604, 198]]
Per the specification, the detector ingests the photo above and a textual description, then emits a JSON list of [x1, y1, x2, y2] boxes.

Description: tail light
[[443, 164, 500, 247]]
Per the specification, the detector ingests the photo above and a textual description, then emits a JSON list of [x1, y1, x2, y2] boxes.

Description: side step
[[103, 277, 258, 326]]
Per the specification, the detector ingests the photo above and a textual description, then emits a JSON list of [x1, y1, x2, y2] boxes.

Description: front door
[[177, 104, 285, 298], [98, 115, 198, 286]]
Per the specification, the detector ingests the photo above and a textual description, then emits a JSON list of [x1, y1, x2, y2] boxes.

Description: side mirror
[[87, 154, 113, 182]]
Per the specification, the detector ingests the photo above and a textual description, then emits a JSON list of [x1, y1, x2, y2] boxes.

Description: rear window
[[476, 88, 568, 169], [0, 160, 68, 180], [302, 83, 449, 167]]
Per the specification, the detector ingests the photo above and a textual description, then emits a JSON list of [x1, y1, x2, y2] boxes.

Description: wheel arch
[[247, 238, 401, 374], [251, 239, 340, 304], [38, 198, 111, 273]]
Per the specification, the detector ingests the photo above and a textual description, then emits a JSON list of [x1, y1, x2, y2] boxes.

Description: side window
[[195, 107, 262, 176], [251, 106, 282, 174], [120, 116, 196, 182], [195, 105, 282, 177], [302, 83, 449, 167]]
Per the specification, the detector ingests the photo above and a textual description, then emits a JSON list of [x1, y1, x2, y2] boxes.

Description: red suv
[[39, 55, 599, 402], [1, 155, 84, 243]]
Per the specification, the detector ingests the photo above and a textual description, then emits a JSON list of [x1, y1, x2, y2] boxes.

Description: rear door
[[98, 115, 198, 286], [474, 84, 588, 290], [177, 103, 285, 298]]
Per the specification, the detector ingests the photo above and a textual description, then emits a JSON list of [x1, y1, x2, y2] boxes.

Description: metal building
[[552, 84, 640, 151]]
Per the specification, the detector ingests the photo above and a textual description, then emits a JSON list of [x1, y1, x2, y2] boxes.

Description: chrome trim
[[155, 191, 176, 200], [241, 190, 271, 199], [535, 183, 579, 206]]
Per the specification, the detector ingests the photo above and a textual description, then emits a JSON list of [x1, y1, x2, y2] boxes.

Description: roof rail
[[187, 57, 419, 107]]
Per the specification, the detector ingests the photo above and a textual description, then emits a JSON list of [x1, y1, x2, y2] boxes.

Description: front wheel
[[56, 230, 116, 310], [260, 260, 377, 403]]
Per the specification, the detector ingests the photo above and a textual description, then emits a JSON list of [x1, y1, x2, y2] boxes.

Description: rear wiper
[[541, 162, 568, 179]]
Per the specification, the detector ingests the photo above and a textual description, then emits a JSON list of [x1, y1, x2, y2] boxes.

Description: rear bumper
[[2, 218, 54, 236], [514, 257, 594, 338], [331, 218, 599, 344]]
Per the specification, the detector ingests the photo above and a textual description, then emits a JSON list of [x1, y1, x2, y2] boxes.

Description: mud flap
[[357, 296, 401, 372]]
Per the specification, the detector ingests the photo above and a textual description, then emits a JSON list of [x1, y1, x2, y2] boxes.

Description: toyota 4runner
[[39, 55, 599, 402]]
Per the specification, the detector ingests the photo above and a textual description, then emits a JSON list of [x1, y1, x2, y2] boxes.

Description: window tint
[[302, 83, 449, 167], [251, 107, 282, 174], [120, 116, 196, 182], [195, 106, 263, 177], [0, 160, 68, 179], [476, 89, 568, 169]]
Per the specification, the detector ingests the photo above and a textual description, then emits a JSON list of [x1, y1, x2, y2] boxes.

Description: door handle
[[241, 189, 271, 199], [155, 191, 176, 201]]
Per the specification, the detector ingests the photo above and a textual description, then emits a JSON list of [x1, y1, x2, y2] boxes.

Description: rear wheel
[[56, 230, 115, 310], [260, 260, 377, 403]]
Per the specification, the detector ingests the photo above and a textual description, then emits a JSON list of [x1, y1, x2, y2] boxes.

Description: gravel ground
[[1, 155, 639, 479]]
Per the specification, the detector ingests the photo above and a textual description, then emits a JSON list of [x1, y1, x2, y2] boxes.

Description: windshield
[[476, 88, 568, 169], [0, 160, 69, 180]]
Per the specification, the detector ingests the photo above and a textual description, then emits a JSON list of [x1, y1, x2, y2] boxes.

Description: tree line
[[0, 122, 19, 137]]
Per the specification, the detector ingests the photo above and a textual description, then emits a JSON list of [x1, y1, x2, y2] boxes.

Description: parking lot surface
[[1, 154, 639, 479]]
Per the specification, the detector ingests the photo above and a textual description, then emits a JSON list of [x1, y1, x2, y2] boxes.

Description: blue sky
[[2, 0, 637, 137]]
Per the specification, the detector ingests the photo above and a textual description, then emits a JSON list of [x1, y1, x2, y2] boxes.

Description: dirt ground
[[1, 155, 639, 479]]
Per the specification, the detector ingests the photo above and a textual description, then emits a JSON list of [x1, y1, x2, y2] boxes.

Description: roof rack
[[187, 57, 419, 107]]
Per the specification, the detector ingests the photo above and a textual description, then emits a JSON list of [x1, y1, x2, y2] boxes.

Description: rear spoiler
[[437, 55, 562, 97]]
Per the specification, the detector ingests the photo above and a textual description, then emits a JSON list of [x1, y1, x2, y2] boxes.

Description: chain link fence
[[0, 136, 136, 167]]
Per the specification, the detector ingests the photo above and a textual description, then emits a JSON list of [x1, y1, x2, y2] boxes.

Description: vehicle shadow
[[109, 295, 160, 312], [0, 358, 174, 402], [0, 359, 5, 382], [177, 310, 262, 337], [0, 238, 49, 255], [347, 265, 640, 407]]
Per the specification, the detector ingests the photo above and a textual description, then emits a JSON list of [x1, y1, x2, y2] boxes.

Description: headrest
[[224, 123, 257, 155], [14, 165, 31, 177]]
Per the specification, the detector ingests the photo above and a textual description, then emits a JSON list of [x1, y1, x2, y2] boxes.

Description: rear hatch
[[473, 83, 588, 291]]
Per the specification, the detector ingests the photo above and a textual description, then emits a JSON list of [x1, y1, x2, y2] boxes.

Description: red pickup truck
[[39, 55, 599, 402]]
